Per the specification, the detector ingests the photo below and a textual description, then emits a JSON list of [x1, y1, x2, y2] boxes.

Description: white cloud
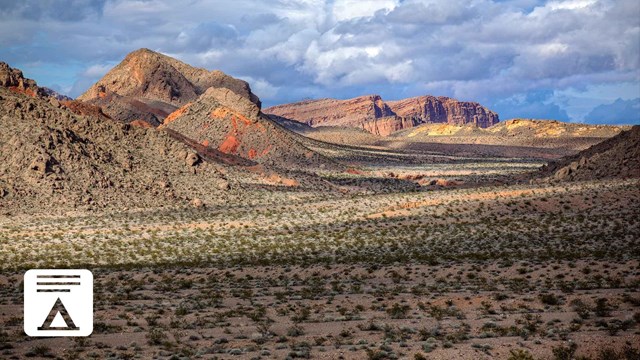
[[547, 0, 597, 11], [0, 0, 638, 122], [82, 64, 112, 78], [240, 77, 280, 99], [332, 0, 399, 21]]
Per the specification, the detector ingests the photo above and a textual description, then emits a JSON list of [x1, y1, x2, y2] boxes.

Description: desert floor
[[1, 145, 638, 359]]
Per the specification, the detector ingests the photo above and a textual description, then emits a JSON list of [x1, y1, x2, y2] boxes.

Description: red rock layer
[[387, 96, 499, 128], [265, 95, 499, 136]]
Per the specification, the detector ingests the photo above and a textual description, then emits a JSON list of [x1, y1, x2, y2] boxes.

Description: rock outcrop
[[78, 48, 261, 126], [1, 61, 74, 102], [0, 61, 45, 98], [159, 86, 338, 171], [264, 94, 498, 136]]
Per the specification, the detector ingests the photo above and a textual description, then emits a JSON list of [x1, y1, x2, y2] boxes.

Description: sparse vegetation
[[0, 78, 638, 359]]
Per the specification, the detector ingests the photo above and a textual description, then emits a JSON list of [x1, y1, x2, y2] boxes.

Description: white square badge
[[24, 269, 93, 337]]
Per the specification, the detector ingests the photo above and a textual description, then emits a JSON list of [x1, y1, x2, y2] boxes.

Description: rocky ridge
[[160, 87, 339, 171], [264, 95, 499, 136], [539, 125, 640, 181], [0, 62, 45, 98], [0, 62, 244, 213], [78, 48, 260, 126]]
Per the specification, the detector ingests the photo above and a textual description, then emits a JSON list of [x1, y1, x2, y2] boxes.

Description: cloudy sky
[[1, 0, 638, 123]]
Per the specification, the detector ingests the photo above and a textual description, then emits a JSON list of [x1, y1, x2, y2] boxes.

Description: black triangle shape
[[37, 297, 79, 331]]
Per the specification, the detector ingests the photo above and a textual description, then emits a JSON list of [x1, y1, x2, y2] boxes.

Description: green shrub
[[552, 342, 577, 360], [508, 349, 534, 360]]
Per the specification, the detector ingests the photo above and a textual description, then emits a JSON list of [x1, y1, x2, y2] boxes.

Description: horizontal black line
[[36, 282, 80, 285], [36, 289, 71, 292], [37, 327, 80, 331], [36, 275, 81, 278]]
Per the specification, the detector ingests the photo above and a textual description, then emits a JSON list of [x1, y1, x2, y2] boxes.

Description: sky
[[0, 0, 639, 124]]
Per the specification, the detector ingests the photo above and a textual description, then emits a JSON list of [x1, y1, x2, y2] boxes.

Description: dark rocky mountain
[[539, 125, 640, 181]]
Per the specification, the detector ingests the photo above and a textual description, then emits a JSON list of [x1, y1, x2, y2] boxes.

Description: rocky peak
[[0, 62, 43, 97], [77, 48, 261, 125]]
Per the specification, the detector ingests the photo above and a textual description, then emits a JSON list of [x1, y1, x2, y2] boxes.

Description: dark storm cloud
[[493, 90, 570, 121], [0, 0, 638, 123], [584, 98, 640, 125], [0, 0, 106, 22]]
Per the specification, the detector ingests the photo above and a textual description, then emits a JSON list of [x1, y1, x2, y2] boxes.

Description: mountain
[[264, 94, 499, 136], [539, 125, 640, 181], [74, 49, 339, 173], [77, 48, 260, 126], [159, 87, 337, 171], [0, 62, 240, 214]]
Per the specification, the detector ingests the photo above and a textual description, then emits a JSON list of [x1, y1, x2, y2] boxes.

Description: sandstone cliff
[[264, 95, 498, 136], [387, 96, 498, 128]]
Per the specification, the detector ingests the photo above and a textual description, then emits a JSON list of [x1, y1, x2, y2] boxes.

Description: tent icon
[[24, 269, 93, 337], [37, 298, 80, 331]]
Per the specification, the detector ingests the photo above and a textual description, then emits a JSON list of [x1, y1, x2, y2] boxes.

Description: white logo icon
[[24, 269, 93, 337]]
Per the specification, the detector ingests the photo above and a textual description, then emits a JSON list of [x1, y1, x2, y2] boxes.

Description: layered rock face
[[78, 48, 261, 126], [265, 95, 499, 136], [361, 116, 421, 137], [267, 95, 393, 127], [387, 96, 499, 128]]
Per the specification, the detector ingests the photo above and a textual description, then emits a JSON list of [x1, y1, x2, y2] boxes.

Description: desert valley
[[0, 48, 638, 360]]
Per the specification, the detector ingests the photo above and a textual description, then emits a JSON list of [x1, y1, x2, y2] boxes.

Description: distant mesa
[[264, 94, 499, 136], [387, 96, 499, 128], [77, 48, 261, 126]]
